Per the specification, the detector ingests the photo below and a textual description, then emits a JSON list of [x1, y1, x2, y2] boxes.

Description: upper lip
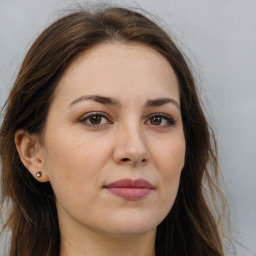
[[104, 179, 154, 189]]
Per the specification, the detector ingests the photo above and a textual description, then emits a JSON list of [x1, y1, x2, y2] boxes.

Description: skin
[[16, 43, 186, 256]]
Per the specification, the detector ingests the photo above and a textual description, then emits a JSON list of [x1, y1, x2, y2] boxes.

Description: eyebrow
[[69, 95, 180, 110], [145, 98, 180, 109], [70, 95, 121, 107]]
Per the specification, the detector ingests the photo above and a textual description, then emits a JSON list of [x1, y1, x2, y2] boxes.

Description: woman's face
[[40, 43, 186, 238]]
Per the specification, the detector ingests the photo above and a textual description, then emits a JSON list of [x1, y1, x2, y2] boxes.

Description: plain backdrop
[[0, 0, 255, 255]]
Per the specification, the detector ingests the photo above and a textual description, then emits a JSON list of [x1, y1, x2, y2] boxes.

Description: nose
[[112, 125, 151, 166]]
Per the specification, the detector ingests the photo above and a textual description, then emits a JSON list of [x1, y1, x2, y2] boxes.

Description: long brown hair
[[0, 6, 228, 256]]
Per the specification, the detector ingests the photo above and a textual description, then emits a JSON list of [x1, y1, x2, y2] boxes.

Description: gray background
[[0, 0, 255, 255]]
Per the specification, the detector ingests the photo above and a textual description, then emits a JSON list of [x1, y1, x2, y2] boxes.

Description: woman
[[0, 6, 228, 256]]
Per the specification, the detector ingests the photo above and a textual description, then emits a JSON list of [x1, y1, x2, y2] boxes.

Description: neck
[[60, 228, 156, 256]]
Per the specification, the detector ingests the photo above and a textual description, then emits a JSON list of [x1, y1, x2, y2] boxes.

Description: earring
[[36, 171, 42, 178]]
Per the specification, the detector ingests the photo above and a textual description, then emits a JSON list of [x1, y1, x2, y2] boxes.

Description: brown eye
[[150, 116, 162, 125], [79, 112, 111, 128], [90, 115, 102, 125], [146, 113, 176, 127]]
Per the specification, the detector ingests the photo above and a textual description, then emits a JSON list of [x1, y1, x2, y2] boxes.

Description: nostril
[[121, 158, 147, 163], [122, 158, 130, 162]]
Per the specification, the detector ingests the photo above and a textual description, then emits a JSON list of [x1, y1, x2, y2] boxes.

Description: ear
[[15, 129, 49, 182]]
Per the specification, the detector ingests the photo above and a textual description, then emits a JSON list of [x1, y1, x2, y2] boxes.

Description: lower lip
[[105, 188, 152, 200]]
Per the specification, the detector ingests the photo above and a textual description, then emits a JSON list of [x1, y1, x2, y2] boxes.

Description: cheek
[[44, 130, 110, 177], [152, 136, 185, 200], [154, 136, 185, 175], [42, 136, 101, 202], [42, 135, 111, 212]]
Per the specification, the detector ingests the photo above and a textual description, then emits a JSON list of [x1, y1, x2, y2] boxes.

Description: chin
[[102, 211, 162, 236]]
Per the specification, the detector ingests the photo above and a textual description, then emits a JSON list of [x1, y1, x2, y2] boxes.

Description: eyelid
[[78, 111, 176, 129], [79, 112, 112, 127], [145, 112, 176, 126]]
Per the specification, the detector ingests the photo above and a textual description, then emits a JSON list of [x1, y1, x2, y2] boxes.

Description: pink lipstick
[[104, 179, 154, 200]]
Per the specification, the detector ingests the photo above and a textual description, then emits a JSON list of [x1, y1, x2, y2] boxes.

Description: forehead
[[53, 42, 180, 105]]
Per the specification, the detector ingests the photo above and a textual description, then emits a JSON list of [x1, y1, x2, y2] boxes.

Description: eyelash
[[79, 112, 176, 128], [79, 112, 111, 127], [146, 113, 176, 127]]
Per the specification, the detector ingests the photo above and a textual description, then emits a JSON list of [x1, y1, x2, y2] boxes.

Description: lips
[[104, 179, 154, 200]]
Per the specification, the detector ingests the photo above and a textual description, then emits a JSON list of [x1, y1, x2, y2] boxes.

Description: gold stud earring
[[36, 171, 42, 178]]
